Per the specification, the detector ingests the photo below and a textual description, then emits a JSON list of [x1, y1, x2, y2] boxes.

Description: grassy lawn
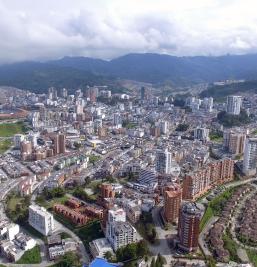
[[16, 245, 42, 264], [6, 194, 30, 223], [0, 139, 12, 153], [75, 220, 104, 250], [247, 249, 257, 267], [0, 121, 27, 137], [200, 206, 213, 231], [60, 232, 72, 239], [36, 195, 69, 210]]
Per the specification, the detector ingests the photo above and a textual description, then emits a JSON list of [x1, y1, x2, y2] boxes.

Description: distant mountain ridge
[[49, 53, 257, 84], [1, 53, 257, 92]]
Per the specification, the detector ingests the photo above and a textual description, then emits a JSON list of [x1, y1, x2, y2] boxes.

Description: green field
[[36, 195, 69, 210], [16, 245, 42, 264], [0, 121, 27, 137], [75, 220, 104, 250], [0, 139, 12, 153]]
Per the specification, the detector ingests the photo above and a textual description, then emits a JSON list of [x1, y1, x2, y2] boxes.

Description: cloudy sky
[[0, 0, 257, 63]]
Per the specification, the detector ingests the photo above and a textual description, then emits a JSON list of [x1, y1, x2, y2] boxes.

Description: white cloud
[[0, 0, 257, 63]]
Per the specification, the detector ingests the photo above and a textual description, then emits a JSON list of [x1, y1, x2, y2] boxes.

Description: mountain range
[[1, 53, 257, 92]]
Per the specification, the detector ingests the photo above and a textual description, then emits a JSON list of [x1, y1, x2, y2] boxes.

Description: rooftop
[[84, 258, 119, 267]]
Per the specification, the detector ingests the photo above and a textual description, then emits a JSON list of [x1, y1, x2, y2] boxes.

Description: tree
[[84, 176, 91, 185], [175, 123, 189, 132], [74, 142, 82, 149], [136, 240, 149, 257], [116, 242, 148, 262], [150, 258, 155, 267], [104, 251, 113, 261], [156, 253, 166, 267], [128, 172, 135, 181], [59, 252, 80, 267]]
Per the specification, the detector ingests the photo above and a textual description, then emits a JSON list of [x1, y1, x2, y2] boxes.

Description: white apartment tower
[[160, 121, 169, 135], [226, 96, 242, 115], [113, 113, 122, 127], [106, 207, 137, 251], [107, 207, 126, 224], [156, 149, 173, 174], [243, 138, 257, 176], [194, 127, 209, 142], [29, 205, 54, 236]]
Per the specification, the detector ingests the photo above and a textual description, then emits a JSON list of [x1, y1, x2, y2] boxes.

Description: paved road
[[198, 216, 219, 256], [151, 206, 174, 267], [53, 219, 89, 264]]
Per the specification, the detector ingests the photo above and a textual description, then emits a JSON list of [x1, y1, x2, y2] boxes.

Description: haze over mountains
[[1, 53, 257, 92]]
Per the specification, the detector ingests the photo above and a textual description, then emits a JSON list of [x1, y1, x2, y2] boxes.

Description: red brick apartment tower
[[178, 202, 201, 252], [164, 183, 182, 223]]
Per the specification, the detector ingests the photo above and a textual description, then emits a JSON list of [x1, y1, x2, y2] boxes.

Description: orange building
[[183, 158, 234, 200], [54, 204, 87, 225], [101, 184, 115, 199], [163, 184, 182, 223], [178, 202, 201, 252]]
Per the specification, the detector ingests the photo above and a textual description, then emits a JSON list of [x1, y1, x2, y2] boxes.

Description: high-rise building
[[107, 207, 126, 224], [194, 127, 209, 142], [164, 183, 182, 223], [13, 134, 25, 148], [156, 149, 172, 174], [140, 86, 146, 101], [113, 113, 122, 127], [106, 207, 137, 251], [101, 184, 115, 199], [160, 121, 169, 135], [178, 202, 201, 252], [29, 205, 54, 236], [52, 133, 66, 155], [85, 86, 99, 102], [61, 88, 68, 98], [243, 138, 257, 176], [20, 141, 33, 160], [76, 99, 84, 114], [48, 87, 54, 100], [138, 169, 157, 187], [223, 131, 246, 155], [52, 135, 59, 155], [59, 134, 66, 154], [202, 97, 213, 112], [183, 158, 234, 200], [107, 221, 137, 251], [226, 96, 242, 115], [150, 127, 161, 137]]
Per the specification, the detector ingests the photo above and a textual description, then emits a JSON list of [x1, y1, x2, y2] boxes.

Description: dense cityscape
[[1, 0, 257, 267], [0, 81, 255, 267]]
